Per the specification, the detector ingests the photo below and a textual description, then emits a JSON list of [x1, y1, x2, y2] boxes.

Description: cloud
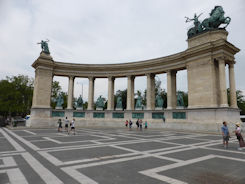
[[0, 0, 244, 100]]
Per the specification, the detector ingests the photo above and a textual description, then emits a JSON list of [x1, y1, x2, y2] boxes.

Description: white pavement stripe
[[4, 128, 39, 151], [21, 152, 63, 184], [23, 130, 37, 135], [143, 173, 188, 184], [62, 167, 98, 184], [0, 129, 25, 152], [0, 168, 29, 184], [1, 157, 17, 168], [44, 137, 62, 144], [3, 128, 64, 184]]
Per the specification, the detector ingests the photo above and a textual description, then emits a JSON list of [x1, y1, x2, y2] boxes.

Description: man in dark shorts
[[221, 121, 230, 149], [57, 119, 62, 132]]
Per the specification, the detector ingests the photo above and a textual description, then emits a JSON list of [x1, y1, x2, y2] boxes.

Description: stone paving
[[0, 126, 245, 184]]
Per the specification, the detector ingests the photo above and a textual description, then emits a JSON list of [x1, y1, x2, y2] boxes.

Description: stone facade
[[28, 30, 241, 132]]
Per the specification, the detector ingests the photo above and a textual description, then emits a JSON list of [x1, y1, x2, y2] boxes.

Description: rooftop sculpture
[[37, 40, 50, 54], [186, 6, 231, 38]]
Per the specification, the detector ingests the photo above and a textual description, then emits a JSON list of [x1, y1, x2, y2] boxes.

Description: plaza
[[0, 126, 245, 184]]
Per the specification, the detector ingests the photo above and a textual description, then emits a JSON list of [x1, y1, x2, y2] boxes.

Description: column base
[[220, 104, 229, 107]]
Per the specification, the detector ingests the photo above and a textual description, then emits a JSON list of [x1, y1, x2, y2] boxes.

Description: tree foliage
[[0, 75, 33, 117]]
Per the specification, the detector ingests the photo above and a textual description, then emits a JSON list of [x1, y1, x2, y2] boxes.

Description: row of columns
[[64, 60, 237, 110]]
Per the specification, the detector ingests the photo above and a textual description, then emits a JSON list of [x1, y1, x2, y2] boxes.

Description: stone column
[[127, 76, 135, 110], [229, 63, 237, 108], [107, 77, 115, 110], [67, 76, 74, 109], [218, 58, 228, 107], [167, 70, 177, 109], [147, 74, 155, 110], [88, 77, 95, 110]]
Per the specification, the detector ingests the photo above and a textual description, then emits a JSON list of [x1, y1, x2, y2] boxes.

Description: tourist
[[129, 120, 133, 130], [70, 118, 75, 135], [234, 123, 245, 150], [57, 119, 62, 132], [139, 119, 143, 130], [136, 119, 139, 130], [221, 121, 230, 149], [144, 121, 148, 129], [64, 117, 69, 133], [125, 120, 128, 127]]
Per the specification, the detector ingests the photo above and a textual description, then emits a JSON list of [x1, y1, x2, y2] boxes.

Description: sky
[[0, 0, 244, 101]]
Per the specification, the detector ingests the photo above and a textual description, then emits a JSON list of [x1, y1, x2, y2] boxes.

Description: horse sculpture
[[186, 6, 231, 38], [201, 6, 231, 30]]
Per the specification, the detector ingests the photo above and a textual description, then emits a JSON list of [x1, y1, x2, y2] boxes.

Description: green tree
[[0, 75, 33, 117]]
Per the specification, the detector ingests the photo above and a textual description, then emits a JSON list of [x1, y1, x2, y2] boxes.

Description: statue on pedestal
[[76, 95, 83, 110], [55, 93, 64, 109], [96, 95, 105, 110], [185, 6, 231, 38], [155, 94, 164, 109], [177, 92, 184, 108], [116, 96, 123, 110], [135, 96, 143, 110], [37, 39, 50, 54]]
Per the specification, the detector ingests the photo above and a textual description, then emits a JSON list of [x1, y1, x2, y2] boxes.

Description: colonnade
[[63, 59, 237, 111]]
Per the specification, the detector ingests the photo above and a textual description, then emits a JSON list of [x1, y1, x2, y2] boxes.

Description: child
[[144, 121, 148, 129], [57, 119, 62, 132], [129, 120, 133, 130], [70, 118, 75, 135], [125, 120, 128, 127], [64, 117, 69, 133], [139, 119, 143, 130]]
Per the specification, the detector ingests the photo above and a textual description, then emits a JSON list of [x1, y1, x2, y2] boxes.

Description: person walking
[[234, 123, 245, 150], [64, 117, 69, 133], [221, 121, 230, 149], [70, 118, 75, 135], [57, 119, 62, 132], [144, 121, 148, 129], [129, 120, 133, 130], [136, 119, 139, 130], [139, 119, 143, 131], [125, 120, 128, 128]]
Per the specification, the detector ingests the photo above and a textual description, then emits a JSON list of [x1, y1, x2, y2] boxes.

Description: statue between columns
[[55, 93, 64, 109], [155, 94, 164, 109], [76, 95, 83, 110], [116, 96, 123, 110], [177, 92, 184, 108], [96, 95, 105, 110], [135, 96, 143, 110]]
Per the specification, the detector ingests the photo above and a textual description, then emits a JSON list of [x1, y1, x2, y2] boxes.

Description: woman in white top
[[70, 119, 75, 135], [234, 123, 245, 150]]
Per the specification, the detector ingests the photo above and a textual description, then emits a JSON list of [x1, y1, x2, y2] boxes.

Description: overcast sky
[[0, 0, 244, 101]]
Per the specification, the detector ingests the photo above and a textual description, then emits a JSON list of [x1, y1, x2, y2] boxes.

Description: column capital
[[88, 76, 95, 81], [167, 70, 177, 74], [127, 75, 135, 80], [146, 73, 155, 78], [108, 76, 115, 81], [68, 75, 75, 80]]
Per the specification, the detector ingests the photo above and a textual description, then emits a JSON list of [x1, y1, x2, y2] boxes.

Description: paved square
[[0, 127, 244, 183]]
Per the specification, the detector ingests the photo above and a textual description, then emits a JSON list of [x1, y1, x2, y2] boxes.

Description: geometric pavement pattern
[[0, 126, 245, 184]]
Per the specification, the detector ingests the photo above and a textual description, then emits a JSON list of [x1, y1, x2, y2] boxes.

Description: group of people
[[57, 117, 76, 135], [221, 121, 245, 150], [124, 119, 148, 130]]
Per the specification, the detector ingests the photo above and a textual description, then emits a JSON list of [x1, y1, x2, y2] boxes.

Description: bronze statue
[[76, 95, 83, 108], [155, 94, 164, 108], [56, 93, 64, 108], [186, 6, 231, 38], [135, 96, 143, 109], [116, 96, 123, 109], [96, 95, 105, 109], [37, 39, 50, 54], [177, 92, 184, 107]]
